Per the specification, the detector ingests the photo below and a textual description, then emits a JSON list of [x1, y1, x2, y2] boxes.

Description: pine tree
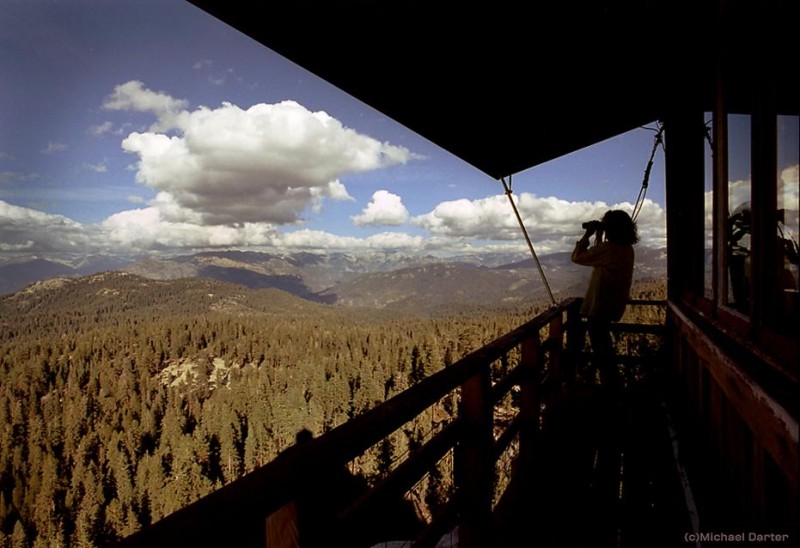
[[11, 520, 27, 548], [71, 466, 103, 548]]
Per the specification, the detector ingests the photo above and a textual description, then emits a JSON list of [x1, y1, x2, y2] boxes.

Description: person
[[571, 209, 639, 388]]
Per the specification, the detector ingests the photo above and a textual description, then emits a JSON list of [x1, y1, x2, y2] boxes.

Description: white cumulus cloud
[[413, 195, 518, 239], [352, 190, 410, 226], [104, 82, 411, 226]]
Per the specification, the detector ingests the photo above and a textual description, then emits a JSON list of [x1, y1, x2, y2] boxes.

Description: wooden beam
[[712, 47, 729, 310], [750, 62, 779, 331], [337, 420, 461, 541], [664, 100, 706, 300]]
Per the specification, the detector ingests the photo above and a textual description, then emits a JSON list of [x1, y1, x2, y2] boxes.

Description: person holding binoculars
[[571, 210, 639, 389]]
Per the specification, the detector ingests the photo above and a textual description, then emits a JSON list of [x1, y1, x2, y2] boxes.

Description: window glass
[[704, 116, 714, 298], [727, 114, 752, 313], [776, 115, 799, 326]]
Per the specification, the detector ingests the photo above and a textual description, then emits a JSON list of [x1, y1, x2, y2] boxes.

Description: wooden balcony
[[117, 298, 797, 548]]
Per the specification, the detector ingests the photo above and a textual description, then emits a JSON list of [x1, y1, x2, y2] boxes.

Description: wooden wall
[[669, 303, 797, 542]]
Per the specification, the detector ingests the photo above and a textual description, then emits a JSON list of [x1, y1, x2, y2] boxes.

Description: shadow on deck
[[494, 383, 693, 548]]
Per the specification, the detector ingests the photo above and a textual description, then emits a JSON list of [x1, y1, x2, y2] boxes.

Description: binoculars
[[582, 220, 604, 230]]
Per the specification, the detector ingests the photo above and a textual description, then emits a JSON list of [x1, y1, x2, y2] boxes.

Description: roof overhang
[[185, 0, 794, 179]]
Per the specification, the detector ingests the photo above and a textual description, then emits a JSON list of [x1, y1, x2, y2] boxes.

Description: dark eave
[[185, 0, 793, 179]]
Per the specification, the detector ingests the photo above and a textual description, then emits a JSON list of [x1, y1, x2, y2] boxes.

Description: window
[[704, 116, 714, 298], [726, 114, 752, 314], [775, 115, 799, 329]]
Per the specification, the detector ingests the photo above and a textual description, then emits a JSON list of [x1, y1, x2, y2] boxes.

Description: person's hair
[[602, 210, 639, 245]]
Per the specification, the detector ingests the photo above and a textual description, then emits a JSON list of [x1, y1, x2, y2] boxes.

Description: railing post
[[564, 301, 583, 387], [548, 313, 565, 409], [519, 332, 541, 465], [455, 368, 493, 548]]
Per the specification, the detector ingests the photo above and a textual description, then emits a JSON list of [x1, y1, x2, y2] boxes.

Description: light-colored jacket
[[571, 238, 634, 321]]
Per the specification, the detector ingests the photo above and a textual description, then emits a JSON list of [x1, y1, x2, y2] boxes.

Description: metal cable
[[632, 123, 665, 222], [500, 176, 557, 307]]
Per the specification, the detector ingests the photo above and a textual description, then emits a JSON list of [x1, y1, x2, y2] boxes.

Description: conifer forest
[[0, 272, 666, 546]]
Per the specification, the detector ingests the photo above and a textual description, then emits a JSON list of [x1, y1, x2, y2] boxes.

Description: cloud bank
[[412, 193, 668, 253], [1, 193, 668, 257], [0, 200, 94, 252], [0, 80, 678, 259]]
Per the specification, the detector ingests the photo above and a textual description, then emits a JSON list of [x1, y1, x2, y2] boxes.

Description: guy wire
[[501, 176, 557, 307]]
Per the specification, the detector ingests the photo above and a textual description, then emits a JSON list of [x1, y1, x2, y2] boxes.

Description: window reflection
[[704, 116, 714, 299], [727, 114, 752, 313], [776, 115, 799, 326]]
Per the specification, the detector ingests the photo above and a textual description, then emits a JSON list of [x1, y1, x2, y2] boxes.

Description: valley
[[0, 250, 666, 546]]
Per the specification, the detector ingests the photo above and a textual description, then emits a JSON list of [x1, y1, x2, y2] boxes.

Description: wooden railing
[[118, 298, 669, 548], [669, 302, 798, 537], [118, 299, 582, 548]]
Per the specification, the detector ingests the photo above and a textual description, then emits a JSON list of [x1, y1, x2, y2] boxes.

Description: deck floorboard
[[493, 385, 694, 547]]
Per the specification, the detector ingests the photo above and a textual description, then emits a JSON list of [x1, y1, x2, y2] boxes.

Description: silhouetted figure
[[571, 210, 639, 389]]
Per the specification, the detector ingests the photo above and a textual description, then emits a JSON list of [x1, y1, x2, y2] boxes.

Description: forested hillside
[[0, 272, 665, 546]]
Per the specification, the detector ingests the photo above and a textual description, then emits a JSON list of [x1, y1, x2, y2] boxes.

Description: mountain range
[[0, 247, 666, 312]]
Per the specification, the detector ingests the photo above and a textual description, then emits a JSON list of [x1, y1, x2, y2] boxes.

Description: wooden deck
[[118, 299, 796, 548], [493, 384, 695, 548]]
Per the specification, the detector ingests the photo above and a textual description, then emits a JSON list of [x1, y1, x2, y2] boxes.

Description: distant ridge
[[1, 248, 666, 311], [0, 271, 330, 318]]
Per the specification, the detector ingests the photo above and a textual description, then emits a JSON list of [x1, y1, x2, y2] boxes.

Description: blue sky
[[1, 0, 672, 259]]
